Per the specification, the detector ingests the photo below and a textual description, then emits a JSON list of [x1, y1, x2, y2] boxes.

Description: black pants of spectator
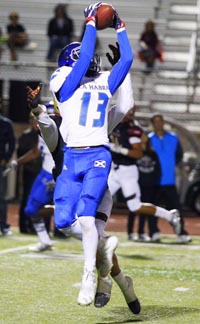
[[127, 186, 159, 237], [154, 185, 188, 236]]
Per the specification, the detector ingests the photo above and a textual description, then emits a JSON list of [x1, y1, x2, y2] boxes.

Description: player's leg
[[94, 184, 141, 313], [76, 147, 112, 306], [111, 254, 141, 314], [121, 166, 181, 236], [107, 162, 122, 196], [25, 170, 54, 251], [119, 165, 142, 240]]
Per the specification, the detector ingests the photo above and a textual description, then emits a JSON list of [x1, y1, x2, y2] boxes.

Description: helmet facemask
[[86, 53, 101, 77]]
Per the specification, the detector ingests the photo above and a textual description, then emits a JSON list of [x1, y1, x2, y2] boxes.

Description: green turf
[[0, 230, 200, 324]]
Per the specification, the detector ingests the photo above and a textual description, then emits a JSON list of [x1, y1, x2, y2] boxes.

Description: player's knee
[[79, 216, 95, 232], [127, 199, 142, 212], [24, 204, 39, 217], [54, 207, 75, 229]]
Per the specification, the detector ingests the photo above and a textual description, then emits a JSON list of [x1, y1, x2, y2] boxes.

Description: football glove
[[111, 10, 125, 30], [84, 2, 102, 24], [26, 82, 43, 109], [109, 143, 128, 156], [106, 42, 120, 66]]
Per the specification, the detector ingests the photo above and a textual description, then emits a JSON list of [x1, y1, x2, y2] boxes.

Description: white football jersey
[[38, 135, 55, 173], [50, 66, 112, 147]]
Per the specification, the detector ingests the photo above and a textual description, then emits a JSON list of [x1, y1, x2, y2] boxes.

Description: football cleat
[[169, 209, 181, 235], [28, 243, 53, 252], [97, 236, 118, 277], [77, 269, 96, 306], [94, 276, 112, 308], [114, 275, 141, 315]]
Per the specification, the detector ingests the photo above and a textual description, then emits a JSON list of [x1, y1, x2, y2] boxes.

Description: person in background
[[149, 113, 192, 243], [0, 111, 15, 235], [46, 3, 74, 62], [136, 133, 161, 241], [6, 12, 28, 61], [17, 113, 42, 234], [108, 109, 181, 242], [138, 19, 163, 71]]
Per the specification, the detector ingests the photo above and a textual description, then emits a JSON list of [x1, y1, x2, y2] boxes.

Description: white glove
[[109, 143, 128, 155], [10, 160, 18, 170]]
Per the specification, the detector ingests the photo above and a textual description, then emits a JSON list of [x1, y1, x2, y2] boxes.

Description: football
[[96, 3, 115, 30]]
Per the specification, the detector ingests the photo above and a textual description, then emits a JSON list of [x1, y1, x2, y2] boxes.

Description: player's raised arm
[[108, 9, 133, 95], [27, 84, 59, 152]]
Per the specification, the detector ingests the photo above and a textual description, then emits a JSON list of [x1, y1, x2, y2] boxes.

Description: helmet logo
[[70, 44, 81, 62]]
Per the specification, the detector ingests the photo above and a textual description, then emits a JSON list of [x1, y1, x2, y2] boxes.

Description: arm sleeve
[[107, 73, 134, 133], [36, 110, 59, 152], [53, 23, 96, 102], [108, 29, 133, 95]]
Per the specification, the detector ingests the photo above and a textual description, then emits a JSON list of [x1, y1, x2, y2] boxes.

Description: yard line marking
[[174, 287, 190, 292], [0, 246, 31, 255], [120, 241, 200, 250], [21, 252, 83, 260]]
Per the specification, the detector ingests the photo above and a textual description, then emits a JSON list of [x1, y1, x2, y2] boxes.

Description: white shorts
[[108, 163, 141, 212]]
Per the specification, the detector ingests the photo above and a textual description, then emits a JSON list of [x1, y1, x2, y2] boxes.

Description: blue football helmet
[[58, 41, 101, 77]]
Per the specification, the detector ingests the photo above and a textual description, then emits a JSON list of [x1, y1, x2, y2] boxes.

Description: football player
[[26, 42, 140, 313], [108, 109, 181, 241], [8, 112, 55, 251], [48, 2, 133, 306]]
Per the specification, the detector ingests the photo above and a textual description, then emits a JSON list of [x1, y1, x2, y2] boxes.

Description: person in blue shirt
[[149, 113, 192, 243]]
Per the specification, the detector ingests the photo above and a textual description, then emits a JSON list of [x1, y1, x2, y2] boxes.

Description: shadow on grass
[[118, 254, 155, 261], [96, 305, 200, 324]]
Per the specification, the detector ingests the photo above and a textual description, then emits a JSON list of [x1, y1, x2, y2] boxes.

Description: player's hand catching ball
[[84, 2, 102, 24]]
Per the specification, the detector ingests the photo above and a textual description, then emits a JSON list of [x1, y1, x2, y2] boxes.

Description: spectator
[[6, 12, 28, 61], [149, 113, 192, 243], [136, 133, 161, 241], [17, 113, 42, 234], [138, 20, 163, 71], [46, 3, 74, 62], [0, 111, 16, 235]]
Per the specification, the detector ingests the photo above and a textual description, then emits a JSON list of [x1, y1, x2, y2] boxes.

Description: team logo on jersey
[[94, 160, 106, 168]]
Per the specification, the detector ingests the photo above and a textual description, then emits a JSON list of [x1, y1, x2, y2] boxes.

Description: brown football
[[96, 4, 115, 30]]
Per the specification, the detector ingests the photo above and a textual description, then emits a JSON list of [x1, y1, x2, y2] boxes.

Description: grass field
[[0, 230, 200, 324]]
